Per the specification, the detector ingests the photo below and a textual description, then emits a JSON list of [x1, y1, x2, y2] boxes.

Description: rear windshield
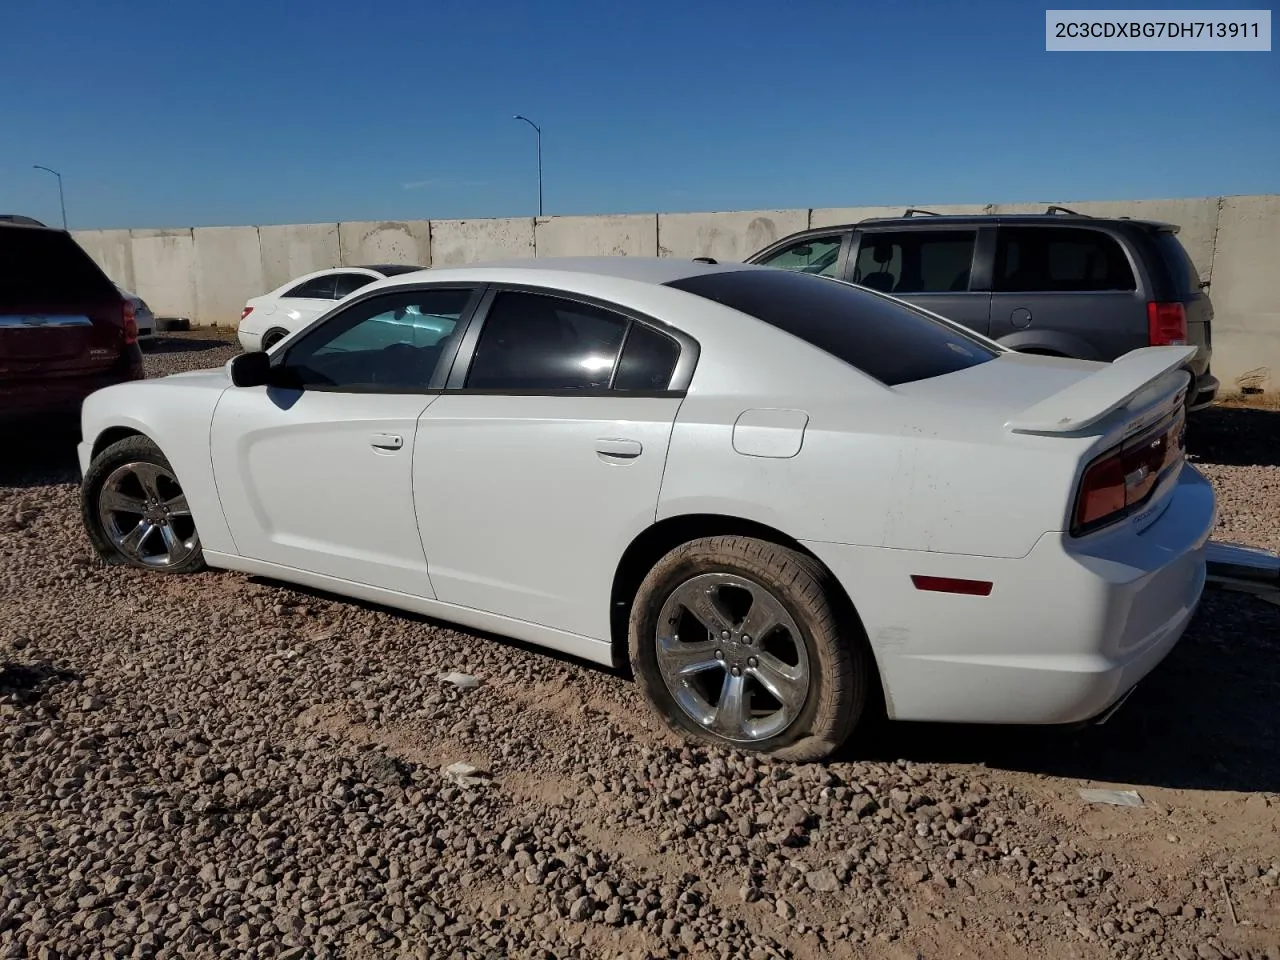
[[666, 269, 999, 386], [1153, 232, 1202, 295], [0, 228, 116, 303]]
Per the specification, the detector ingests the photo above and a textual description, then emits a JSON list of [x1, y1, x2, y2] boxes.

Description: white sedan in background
[[237, 264, 425, 351], [77, 258, 1213, 760]]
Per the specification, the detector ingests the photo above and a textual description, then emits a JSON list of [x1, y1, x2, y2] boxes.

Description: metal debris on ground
[[1078, 788, 1144, 806]]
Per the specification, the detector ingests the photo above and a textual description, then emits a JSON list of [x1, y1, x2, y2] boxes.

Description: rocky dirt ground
[[1, 331, 1277, 960]]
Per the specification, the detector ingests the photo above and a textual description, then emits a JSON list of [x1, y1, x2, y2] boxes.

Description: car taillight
[[1147, 301, 1187, 346], [1072, 410, 1185, 535], [241, 306, 254, 321], [122, 301, 138, 345]]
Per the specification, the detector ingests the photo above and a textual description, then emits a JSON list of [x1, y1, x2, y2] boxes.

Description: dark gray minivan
[[745, 207, 1218, 410]]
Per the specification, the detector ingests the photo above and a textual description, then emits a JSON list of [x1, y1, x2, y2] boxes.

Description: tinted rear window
[[666, 269, 999, 386], [1153, 232, 1202, 295], [0, 228, 116, 303]]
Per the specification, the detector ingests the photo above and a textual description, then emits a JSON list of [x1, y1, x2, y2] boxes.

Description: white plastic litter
[[438, 671, 480, 690]]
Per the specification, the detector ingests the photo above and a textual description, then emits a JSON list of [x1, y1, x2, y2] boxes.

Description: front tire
[[628, 536, 871, 761], [81, 435, 206, 574]]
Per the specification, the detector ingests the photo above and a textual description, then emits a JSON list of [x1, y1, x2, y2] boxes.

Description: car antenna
[[903, 208, 941, 217], [692, 257, 717, 264], [1045, 205, 1089, 217]]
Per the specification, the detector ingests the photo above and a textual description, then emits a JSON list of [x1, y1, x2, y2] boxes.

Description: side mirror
[[230, 351, 272, 387]]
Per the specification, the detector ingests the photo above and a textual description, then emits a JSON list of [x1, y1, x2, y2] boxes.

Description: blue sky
[[1, 0, 1275, 229]]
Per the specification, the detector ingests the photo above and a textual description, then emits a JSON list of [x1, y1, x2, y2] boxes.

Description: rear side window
[[666, 269, 998, 387], [1153, 232, 1202, 294], [614, 323, 681, 391], [0, 228, 116, 302], [285, 275, 338, 299], [334, 273, 376, 298], [852, 230, 977, 294], [994, 227, 1136, 293], [465, 292, 629, 391]]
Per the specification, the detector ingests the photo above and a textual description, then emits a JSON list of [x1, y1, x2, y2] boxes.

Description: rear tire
[[81, 435, 206, 574], [261, 328, 289, 350], [628, 536, 871, 761]]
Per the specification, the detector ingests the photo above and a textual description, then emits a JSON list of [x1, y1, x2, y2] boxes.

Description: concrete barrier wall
[[71, 194, 1280, 393]]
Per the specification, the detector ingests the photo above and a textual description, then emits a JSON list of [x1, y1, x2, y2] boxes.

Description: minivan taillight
[[1147, 301, 1187, 346], [1072, 409, 1185, 535], [122, 301, 138, 345]]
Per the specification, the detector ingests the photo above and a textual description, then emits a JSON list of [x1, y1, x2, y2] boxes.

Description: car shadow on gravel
[[1189, 405, 1280, 468], [142, 336, 238, 355], [0, 422, 81, 488], [243, 576, 627, 677], [860, 588, 1280, 794]]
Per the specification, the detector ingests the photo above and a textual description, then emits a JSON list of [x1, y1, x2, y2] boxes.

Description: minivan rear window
[[666, 269, 999, 386], [0, 228, 117, 302]]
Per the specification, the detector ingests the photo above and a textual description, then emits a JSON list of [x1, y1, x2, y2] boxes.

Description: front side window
[[994, 227, 1136, 293], [465, 292, 631, 391], [279, 288, 473, 391], [852, 230, 977, 295], [667, 269, 997, 387], [756, 236, 843, 277], [284, 275, 338, 300]]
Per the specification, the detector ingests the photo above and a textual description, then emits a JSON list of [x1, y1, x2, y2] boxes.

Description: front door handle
[[370, 433, 404, 451], [595, 438, 642, 460]]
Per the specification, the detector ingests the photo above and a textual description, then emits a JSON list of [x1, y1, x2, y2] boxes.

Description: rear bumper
[[804, 465, 1215, 726], [0, 349, 144, 423]]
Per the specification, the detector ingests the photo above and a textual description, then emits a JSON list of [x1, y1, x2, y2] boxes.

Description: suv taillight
[[241, 306, 254, 321], [122, 301, 138, 345], [1147, 301, 1187, 346], [1072, 409, 1185, 535]]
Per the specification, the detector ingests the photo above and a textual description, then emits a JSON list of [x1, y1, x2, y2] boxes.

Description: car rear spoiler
[[1004, 345, 1197, 434]]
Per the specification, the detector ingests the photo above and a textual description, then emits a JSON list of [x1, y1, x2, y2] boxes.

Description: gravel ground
[[1, 332, 1277, 960]]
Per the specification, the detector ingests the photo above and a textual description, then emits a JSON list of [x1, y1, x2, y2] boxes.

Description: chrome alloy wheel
[[98, 461, 199, 567], [654, 572, 811, 743]]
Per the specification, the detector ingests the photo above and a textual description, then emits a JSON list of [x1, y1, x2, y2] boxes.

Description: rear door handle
[[595, 438, 642, 460], [370, 433, 404, 451]]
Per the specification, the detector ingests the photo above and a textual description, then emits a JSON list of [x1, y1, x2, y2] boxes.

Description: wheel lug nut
[[721, 630, 730, 639], [742, 635, 752, 645], [731, 666, 741, 676], [715, 649, 723, 660], [747, 657, 758, 668]]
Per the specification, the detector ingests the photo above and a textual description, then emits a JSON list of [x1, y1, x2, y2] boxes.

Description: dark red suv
[[1, 222, 144, 423]]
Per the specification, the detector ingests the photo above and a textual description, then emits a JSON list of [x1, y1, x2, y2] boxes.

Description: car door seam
[[651, 395, 688, 524], [207, 385, 244, 557]]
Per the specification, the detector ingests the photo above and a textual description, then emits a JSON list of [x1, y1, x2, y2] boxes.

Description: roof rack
[[903, 208, 941, 217], [1045, 205, 1089, 217]]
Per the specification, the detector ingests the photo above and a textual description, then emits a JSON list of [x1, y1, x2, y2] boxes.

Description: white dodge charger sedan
[[77, 257, 1214, 760]]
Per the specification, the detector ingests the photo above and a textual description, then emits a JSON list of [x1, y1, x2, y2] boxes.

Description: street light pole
[[512, 115, 542, 217], [32, 165, 67, 229]]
